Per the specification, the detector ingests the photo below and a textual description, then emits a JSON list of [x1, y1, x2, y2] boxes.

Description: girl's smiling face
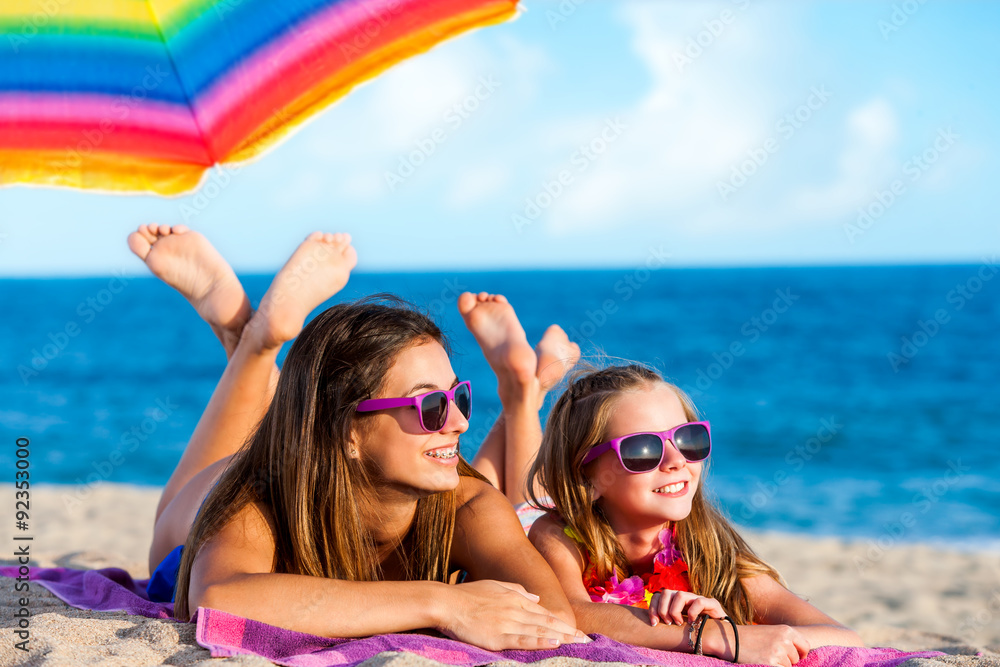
[[584, 382, 703, 532], [356, 339, 469, 496]]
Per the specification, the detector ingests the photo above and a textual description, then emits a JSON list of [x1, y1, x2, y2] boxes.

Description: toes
[[126, 232, 152, 259], [306, 231, 323, 241], [137, 225, 157, 244], [457, 292, 477, 315], [157, 224, 172, 236], [173, 224, 190, 234]]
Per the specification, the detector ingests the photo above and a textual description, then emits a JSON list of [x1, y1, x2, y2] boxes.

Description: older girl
[[129, 225, 586, 650]]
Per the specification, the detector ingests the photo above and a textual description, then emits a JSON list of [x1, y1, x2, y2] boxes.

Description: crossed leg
[[128, 225, 358, 572], [459, 293, 580, 505]]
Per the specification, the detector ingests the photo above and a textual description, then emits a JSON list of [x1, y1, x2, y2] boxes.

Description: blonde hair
[[528, 363, 782, 625]]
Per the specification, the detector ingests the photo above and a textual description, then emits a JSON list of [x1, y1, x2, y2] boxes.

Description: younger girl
[[526, 364, 862, 667]]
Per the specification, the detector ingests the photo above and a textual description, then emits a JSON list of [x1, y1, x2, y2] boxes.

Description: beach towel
[[2, 567, 946, 667]]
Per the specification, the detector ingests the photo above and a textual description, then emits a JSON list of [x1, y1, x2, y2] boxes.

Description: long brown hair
[[175, 294, 485, 619], [528, 363, 782, 625]]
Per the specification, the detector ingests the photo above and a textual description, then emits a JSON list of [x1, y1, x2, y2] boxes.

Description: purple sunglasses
[[581, 421, 712, 473], [356, 380, 472, 433]]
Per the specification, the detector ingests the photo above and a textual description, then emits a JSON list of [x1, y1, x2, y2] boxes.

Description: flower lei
[[565, 525, 691, 609]]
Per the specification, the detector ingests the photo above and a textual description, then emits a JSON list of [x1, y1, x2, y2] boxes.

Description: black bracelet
[[693, 615, 708, 656], [722, 616, 740, 663]]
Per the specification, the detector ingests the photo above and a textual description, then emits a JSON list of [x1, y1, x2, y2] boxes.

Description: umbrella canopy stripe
[[0, 93, 211, 162], [0, 0, 518, 195], [1, 37, 188, 101]]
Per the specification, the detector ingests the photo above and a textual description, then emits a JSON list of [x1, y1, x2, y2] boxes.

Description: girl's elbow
[[842, 627, 864, 647], [554, 604, 577, 629]]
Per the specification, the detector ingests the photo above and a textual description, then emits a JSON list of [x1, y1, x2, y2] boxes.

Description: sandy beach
[[1, 483, 997, 666]]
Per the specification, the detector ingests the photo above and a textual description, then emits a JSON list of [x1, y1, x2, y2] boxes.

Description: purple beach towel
[[0, 565, 174, 619], [2, 567, 946, 667], [195, 607, 944, 667]]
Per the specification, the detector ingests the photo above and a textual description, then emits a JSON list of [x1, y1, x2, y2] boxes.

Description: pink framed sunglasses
[[356, 380, 472, 433], [581, 421, 711, 473]]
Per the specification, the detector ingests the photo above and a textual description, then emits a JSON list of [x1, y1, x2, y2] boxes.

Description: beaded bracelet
[[685, 617, 704, 653], [693, 615, 708, 656]]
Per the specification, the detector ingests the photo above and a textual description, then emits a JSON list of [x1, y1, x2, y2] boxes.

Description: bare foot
[[535, 324, 581, 398], [458, 292, 538, 399], [246, 232, 357, 350], [127, 224, 251, 355]]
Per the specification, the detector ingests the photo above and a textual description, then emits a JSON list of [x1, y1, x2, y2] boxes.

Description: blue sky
[[1, 0, 997, 276]]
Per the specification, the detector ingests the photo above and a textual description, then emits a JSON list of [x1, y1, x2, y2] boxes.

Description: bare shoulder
[[528, 513, 584, 569], [198, 501, 277, 573], [455, 476, 507, 517]]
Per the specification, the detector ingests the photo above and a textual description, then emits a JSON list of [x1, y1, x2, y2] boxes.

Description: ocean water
[[1, 265, 998, 549]]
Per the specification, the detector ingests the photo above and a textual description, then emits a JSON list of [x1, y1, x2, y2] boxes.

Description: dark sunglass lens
[[674, 424, 711, 461], [420, 393, 449, 431], [454, 384, 472, 419], [619, 434, 663, 472]]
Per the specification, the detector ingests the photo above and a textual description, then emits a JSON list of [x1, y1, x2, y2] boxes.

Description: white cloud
[[546, 1, 780, 234], [445, 163, 512, 209], [787, 98, 899, 220]]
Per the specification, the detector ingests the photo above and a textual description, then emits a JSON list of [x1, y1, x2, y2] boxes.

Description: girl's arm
[[451, 477, 579, 629], [742, 573, 863, 647], [188, 501, 583, 650], [528, 514, 694, 649], [529, 516, 812, 666]]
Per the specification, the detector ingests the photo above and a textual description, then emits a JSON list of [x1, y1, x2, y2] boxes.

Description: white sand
[[1, 483, 997, 666]]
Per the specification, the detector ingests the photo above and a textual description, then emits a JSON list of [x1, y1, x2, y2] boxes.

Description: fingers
[[649, 592, 660, 627], [500, 617, 588, 650], [686, 597, 727, 620], [517, 609, 583, 638], [791, 633, 811, 661], [666, 591, 694, 625], [491, 580, 540, 602]]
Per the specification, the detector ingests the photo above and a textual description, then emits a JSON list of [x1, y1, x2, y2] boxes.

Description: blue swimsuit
[[147, 488, 213, 603]]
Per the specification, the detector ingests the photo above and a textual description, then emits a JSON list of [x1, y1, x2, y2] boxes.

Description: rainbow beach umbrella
[[0, 0, 518, 195]]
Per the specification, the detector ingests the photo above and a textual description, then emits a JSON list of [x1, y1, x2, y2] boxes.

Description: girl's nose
[[444, 398, 469, 434], [659, 440, 687, 471]]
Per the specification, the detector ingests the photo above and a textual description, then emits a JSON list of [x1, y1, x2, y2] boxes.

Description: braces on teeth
[[426, 447, 458, 459]]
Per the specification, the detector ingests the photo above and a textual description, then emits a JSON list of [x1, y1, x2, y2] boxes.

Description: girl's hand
[[438, 580, 589, 651], [648, 590, 727, 627], [726, 624, 811, 667]]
